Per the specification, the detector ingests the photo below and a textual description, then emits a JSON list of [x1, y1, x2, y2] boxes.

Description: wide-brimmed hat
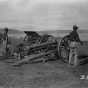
[[4, 27, 8, 31], [73, 25, 79, 29]]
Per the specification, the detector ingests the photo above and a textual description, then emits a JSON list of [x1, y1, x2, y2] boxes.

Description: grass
[[0, 38, 88, 88]]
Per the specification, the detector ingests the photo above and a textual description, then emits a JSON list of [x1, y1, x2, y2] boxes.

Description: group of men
[[1, 25, 83, 67]]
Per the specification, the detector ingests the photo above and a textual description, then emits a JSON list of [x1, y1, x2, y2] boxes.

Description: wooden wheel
[[58, 35, 70, 62], [23, 36, 29, 44], [13, 43, 24, 59], [36, 34, 55, 44]]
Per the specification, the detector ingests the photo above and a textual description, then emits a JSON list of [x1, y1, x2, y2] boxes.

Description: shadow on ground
[[78, 54, 88, 66], [78, 55, 88, 59], [14, 58, 57, 66]]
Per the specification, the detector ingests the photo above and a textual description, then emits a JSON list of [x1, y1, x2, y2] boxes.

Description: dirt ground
[[0, 41, 88, 88]]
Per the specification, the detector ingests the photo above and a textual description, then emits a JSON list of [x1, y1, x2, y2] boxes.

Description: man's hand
[[80, 42, 83, 45]]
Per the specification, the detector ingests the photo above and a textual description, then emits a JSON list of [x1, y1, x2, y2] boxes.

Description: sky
[[0, 0, 88, 31]]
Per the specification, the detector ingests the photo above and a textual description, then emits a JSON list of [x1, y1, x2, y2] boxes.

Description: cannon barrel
[[28, 41, 58, 49]]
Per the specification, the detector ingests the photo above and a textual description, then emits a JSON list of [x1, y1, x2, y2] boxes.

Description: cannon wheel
[[23, 35, 29, 43], [58, 35, 70, 62], [36, 34, 55, 44]]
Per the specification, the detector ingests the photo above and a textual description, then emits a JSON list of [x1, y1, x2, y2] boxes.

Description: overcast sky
[[0, 0, 88, 31]]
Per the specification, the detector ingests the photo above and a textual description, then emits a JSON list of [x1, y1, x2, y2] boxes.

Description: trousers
[[1, 40, 7, 53], [69, 41, 78, 66]]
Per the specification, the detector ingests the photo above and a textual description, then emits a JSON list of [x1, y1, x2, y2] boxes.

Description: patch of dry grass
[[0, 39, 88, 88]]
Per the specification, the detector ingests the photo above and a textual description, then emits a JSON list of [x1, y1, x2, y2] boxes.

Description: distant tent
[[24, 31, 40, 37]]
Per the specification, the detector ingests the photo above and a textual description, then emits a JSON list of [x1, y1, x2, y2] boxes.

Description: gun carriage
[[12, 31, 70, 65]]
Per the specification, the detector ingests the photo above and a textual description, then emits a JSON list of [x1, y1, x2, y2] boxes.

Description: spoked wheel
[[13, 43, 26, 59], [37, 34, 55, 44], [58, 35, 70, 62], [23, 36, 29, 44]]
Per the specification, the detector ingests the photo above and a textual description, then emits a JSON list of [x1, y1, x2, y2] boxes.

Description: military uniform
[[69, 25, 83, 67], [1, 28, 9, 54]]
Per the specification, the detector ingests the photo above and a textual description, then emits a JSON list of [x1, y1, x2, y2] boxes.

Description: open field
[[0, 40, 88, 88]]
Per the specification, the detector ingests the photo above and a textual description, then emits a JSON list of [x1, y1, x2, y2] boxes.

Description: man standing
[[1, 28, 9, 55], [68, 25, 83, 67]]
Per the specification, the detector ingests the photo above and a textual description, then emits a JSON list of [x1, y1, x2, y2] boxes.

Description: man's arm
[[1, 34, 4, 42], [2, 37, 3, 41], [6, 35, 9, 45], [76, 33, 83, 45]]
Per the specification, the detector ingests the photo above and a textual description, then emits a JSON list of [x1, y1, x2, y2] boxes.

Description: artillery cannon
[[13, 31, 70, 65], [23, 31, 40, 45], [23, 31, 55, 45]]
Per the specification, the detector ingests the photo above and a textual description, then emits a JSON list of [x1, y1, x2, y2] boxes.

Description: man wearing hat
[[68, 25, 83, 67], [1, 28, 9, 55]]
